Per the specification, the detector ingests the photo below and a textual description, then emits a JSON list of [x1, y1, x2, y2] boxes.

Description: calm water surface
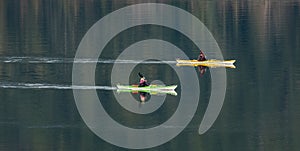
[[0, 1, 300, 151]]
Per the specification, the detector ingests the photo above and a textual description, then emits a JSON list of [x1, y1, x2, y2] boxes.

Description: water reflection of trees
[[1, 0, 299, 55]]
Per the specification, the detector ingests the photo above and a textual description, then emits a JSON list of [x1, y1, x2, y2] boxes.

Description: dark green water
[[1, 1, 300, 151]]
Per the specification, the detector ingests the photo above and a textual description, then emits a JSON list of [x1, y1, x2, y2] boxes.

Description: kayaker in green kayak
[[138, 72, 150, 102], [138, 72, 149, 87]]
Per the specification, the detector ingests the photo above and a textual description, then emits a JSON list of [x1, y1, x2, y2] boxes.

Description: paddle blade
[[138, 72, 144, 78]]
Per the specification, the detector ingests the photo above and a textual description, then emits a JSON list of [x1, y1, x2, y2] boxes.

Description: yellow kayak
[[176, 59, 236, 68]]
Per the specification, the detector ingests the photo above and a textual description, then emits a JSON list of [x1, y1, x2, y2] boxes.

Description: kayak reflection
[[198, 65, 207, 77], [116, 84, 177, 103], [116, 86, 178, 96], [139, 92, 149, 103]]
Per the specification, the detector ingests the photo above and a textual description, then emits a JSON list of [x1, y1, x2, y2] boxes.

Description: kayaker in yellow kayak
[[198, 50, 207, 61], [198, 50, 207, 76]]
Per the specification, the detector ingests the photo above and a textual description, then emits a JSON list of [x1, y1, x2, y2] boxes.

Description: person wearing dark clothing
[[138, 72, 149, 87], [137, 72, 150, 102], [197, 50, 207, 61], [197, 50, 207, 76]]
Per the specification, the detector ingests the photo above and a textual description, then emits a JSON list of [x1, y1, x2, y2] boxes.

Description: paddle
[[138, 72, 144, 78]]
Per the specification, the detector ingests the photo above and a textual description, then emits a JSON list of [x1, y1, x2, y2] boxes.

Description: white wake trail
[[0, 82, 117, 90]]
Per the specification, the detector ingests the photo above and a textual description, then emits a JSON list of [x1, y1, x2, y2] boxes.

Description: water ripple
[[0, 56, 177, 64], [0, 82, 116, 90]]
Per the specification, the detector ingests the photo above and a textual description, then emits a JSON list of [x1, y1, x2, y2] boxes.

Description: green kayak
[[116, 84, 177, 96]]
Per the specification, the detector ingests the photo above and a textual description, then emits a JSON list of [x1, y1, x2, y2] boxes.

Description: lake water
[[1, 1, 300, 151]]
